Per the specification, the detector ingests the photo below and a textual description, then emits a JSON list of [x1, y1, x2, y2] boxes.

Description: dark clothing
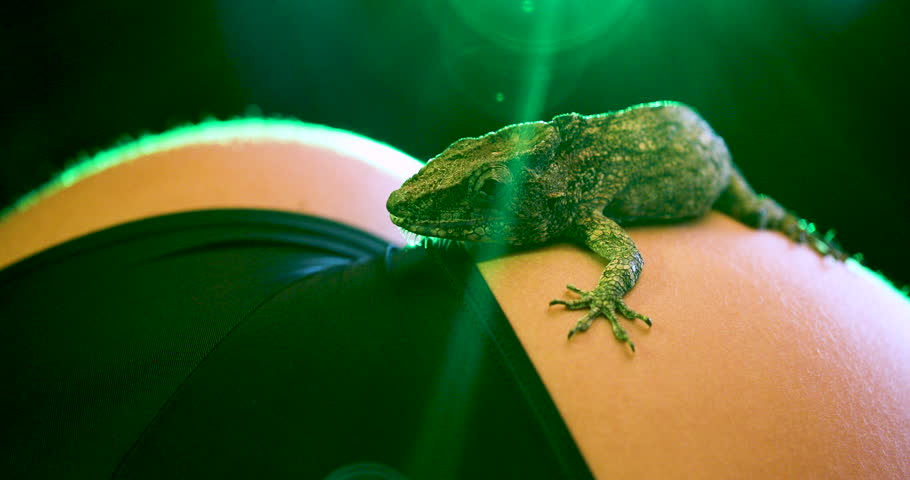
[[0, 209, 592, 479]]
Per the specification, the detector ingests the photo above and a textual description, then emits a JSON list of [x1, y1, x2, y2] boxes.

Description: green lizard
[[386, 101, 846, 351]]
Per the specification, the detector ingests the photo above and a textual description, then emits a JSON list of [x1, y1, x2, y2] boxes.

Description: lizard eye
[[473, 165, 513, 205], [480, 178, 505, 198]]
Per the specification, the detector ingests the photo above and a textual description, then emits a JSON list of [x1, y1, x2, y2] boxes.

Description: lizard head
[[387, 120, 571, 245]]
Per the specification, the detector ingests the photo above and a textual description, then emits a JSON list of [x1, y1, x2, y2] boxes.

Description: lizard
[[386, 101, 847, 352]]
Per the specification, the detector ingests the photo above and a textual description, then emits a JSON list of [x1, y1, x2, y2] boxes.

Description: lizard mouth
[[389, 213, 494, 240]]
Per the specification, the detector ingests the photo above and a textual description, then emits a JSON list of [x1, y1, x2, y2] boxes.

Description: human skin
[[1, 122, 908, 478], [480, 215, 910, 479]]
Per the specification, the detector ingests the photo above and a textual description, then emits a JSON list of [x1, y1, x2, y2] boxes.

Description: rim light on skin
[[0, 117, 422, 224]]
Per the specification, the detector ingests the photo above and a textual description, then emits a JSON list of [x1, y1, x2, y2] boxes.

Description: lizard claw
[[551, 284, 650, 351]]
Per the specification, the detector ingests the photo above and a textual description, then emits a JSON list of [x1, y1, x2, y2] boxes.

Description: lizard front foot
[[550, 284, 652, 352]]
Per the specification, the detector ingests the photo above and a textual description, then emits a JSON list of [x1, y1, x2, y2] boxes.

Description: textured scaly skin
[[387, 101, 846, 352]]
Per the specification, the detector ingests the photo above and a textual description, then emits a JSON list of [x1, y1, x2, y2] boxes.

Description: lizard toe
[[617, 299, 652, 327], [568, 309, 600, 338]]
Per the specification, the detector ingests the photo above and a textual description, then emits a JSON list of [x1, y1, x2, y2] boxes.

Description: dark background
[[2, 0, 907, 287]]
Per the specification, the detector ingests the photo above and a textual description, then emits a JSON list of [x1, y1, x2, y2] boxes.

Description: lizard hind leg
[[713, 167, 848, 260]]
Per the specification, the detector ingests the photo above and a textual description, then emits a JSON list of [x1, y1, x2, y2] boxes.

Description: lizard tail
[[713, 166, 849, 261]]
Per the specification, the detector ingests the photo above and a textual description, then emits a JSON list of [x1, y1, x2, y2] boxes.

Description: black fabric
[[0, 209, 593, 479]]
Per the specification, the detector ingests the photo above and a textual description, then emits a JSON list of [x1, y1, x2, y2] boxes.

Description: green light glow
[[406, 278, 485, 475], [845, 257, 910, 300], [0, 116, 422, 223], [515, 26, 556, 122], [436, 0, 636, 122], [446, 0, 636, 54], [795, 219, 817, 235], [441, 46, 582, 119]]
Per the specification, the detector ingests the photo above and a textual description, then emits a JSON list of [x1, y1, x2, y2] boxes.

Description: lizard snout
[[386, 188, 407, 216]]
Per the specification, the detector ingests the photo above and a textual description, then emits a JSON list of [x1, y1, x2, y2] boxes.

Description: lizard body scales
[[387, 101, 845, 351]]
